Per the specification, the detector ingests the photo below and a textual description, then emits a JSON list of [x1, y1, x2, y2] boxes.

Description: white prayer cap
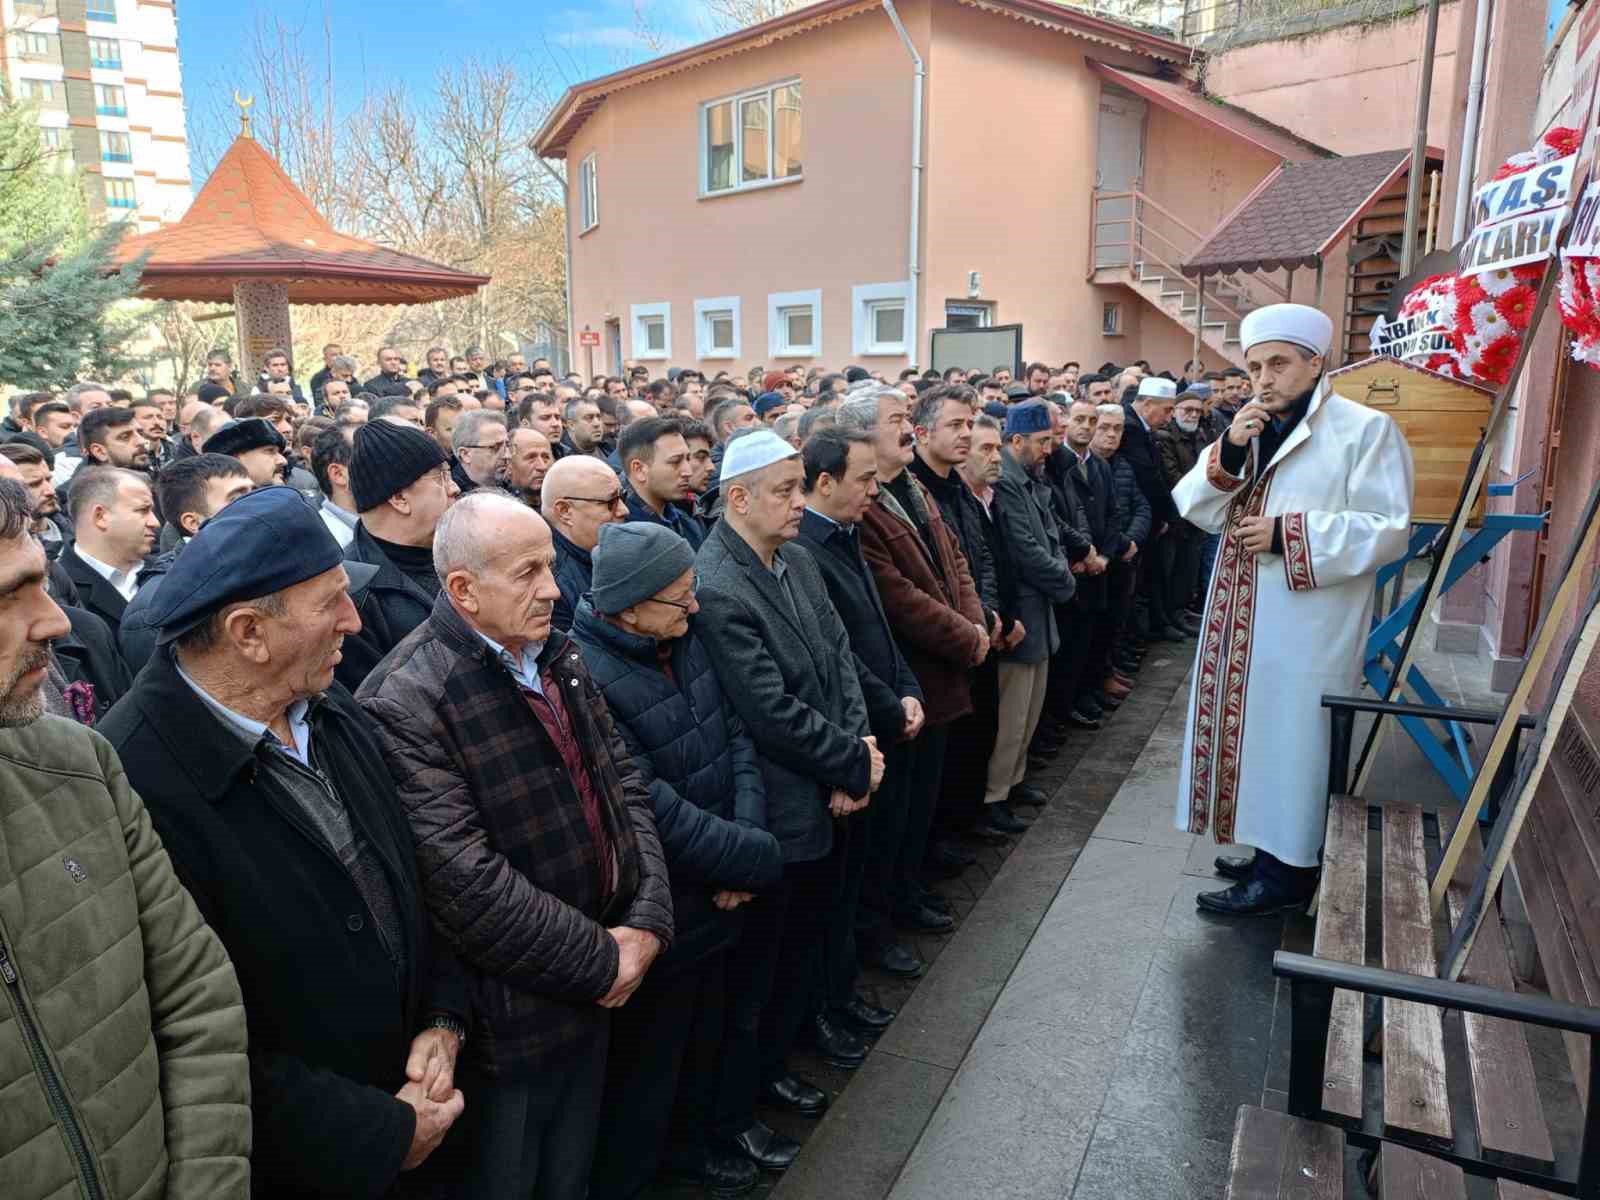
[[719, 428, 798, 485], [1240, 303, 1334, 356], [1136, 377, 1177, 401]]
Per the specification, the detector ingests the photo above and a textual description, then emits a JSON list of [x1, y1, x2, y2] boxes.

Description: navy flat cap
[[754, 391, 788, 418], [149, 485, 344, 644], [203, 417, 285, 458], [1004, 400, 1053, 437]]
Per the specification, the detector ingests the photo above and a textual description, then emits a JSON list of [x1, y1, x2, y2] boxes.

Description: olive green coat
[[0, 715, 251, 1199]]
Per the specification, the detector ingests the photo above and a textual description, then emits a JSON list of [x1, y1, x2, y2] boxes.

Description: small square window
[[631, 302, 671, 361], [642, 317, 665, 353], [768, 289, 820, 358], [1102, 301, 1123, 336], [707, 312, 735, 353], [852, 282, 910, 357], [870, 302, 905, 348]]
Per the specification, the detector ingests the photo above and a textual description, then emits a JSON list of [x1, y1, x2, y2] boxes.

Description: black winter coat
[[1119, 402, 1179, 523], [342, 523, 434, 686], [551, 527, 593, 634], [57, 604, 130, 718], [99, 651, 469, 1199], [795, 508, 922, 745], [569, 604, 782, 972], [1108, 452, 1152, 548]]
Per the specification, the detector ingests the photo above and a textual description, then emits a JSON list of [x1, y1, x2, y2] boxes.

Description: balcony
[[91, 56, 122, 69], [86, 4, 117, 22], [96, 105, 127, 117], [101, 152, 132, 163], [106, 197, 136, 209]]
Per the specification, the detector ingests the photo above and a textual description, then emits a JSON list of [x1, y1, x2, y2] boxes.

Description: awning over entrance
[[1182, 149, 1415, 277]]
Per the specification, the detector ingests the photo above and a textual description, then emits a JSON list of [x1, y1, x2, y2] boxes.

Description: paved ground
[[643, 605, 1544, 1199]]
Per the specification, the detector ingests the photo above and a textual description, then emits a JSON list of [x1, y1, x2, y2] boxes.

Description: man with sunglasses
[[340, 420, 461, 684], [541, 454, 629, 633]]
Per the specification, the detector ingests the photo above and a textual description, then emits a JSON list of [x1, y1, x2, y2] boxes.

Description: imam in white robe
[[1172, 377, 1414, 866]]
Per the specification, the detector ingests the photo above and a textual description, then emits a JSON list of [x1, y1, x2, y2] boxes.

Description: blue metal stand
[[1364, 504, 1545, 800]]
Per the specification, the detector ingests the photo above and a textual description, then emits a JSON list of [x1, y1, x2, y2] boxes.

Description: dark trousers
[[460, 1024, 610, 1200], [899, 722, 948, 905], [824, 810, 867, 1009], [1160, 530, 1203, 616], [762, 848, 845, 1083], [592, 953, 727, 1199], [1109, 560, 1139, 653], [1045, 602, 1093, 718], [716, 892, 786, 1140], [1137, 527, 1169, 634], [936, 657, 999, 837], [858, 743, 913, 959], [1251, 850, 1319, 899]]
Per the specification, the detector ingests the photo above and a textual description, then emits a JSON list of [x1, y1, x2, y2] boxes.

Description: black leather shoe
[[1090, 689, 1123, 711], [1066, 708, 1102, 731], [1009, 782, 1051, 809], [1077, 697, 1106, 720], [762, 1074, 829, 1116], [807, 1011, 867, 1067], [962, 820, 1011, 845], [840, 994, 896, 1031], [1155, 625, 1188, 642], [666, 1147, 761, 1194], [895, 902, 955, 934], [1195, 878, 1311, 917], [1214, 853, 1255, 882], [863, 941, 924, 977], [983, 802, 1030, 834], [728, 1122, 800, 1172]]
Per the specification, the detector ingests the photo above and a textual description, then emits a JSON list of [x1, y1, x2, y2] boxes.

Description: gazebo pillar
[[232, 280, 293, 385]]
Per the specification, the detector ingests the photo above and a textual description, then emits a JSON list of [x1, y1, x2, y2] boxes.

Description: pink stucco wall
[[562, 0, 1280, 377], [1205, 3, 1461, 156], [564, 2, 919, 373]]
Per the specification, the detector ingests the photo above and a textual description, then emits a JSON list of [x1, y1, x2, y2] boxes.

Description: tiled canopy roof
[[112, 135, 489, 304], [1183, 149, 1414, 277]]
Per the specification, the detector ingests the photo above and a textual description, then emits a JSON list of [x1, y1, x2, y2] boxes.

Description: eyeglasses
[[559, 493, 625, 507], [643, 595, 693, 613], [459, 443, 507, 452]]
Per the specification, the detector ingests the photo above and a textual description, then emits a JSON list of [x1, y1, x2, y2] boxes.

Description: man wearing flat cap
[[356, 492, 673, 1200], [1173, 303, 1413, 916], [202, 416, 288, 488], [98, 486, 472, 1196], [341, 418, 460, 685]]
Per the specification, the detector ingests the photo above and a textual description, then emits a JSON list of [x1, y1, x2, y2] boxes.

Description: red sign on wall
[[578, 329, 601, 347]]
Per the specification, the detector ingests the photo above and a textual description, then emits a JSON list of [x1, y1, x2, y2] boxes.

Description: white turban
[[1239, 303, 1334, 357]]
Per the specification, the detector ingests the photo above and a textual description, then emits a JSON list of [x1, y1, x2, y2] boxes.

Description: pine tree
[[0, 87, 148, 388]]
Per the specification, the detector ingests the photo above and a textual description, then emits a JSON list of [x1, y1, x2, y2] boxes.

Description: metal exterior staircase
[[1090, 188, 1288, 369]]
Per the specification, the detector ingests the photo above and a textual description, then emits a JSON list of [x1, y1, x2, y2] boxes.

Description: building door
[[1094, 89, 1147, 269], [605, 318, 622, 377]]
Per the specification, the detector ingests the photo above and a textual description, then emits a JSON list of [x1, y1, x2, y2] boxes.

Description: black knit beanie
[[349, 419, 448, 513]]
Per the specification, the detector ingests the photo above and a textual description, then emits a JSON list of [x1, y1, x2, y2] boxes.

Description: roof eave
[[131, 260, 491, 288]]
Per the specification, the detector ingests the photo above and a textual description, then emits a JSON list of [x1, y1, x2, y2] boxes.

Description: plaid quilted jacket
[[357, 595, 674, 1078]]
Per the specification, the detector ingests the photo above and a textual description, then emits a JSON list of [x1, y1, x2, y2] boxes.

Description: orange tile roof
[[112, 135, 489, 305]]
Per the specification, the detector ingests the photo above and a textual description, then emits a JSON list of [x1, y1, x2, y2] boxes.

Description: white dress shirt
[[72, 543, 142, 603]]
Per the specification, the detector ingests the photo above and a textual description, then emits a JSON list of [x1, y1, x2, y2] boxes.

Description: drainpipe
[[883, 0, 924, 368], [537, 156, 576, 374], [1450, 0, 1494, 245], [1399, 0, 1443, 274]]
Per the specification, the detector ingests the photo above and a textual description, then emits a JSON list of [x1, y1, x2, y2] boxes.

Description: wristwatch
[[425, 1013, 468, 1049]]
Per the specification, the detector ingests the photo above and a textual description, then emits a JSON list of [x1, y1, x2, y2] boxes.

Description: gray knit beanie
[[591, 522, 695, 615]]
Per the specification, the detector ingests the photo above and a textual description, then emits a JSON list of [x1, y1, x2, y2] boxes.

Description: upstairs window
[[89, 37, 122, 68], [100, 130, 131, 162], [87, 0, 116, 19], [702, 80, 802, 196], [95, 84, 126, 116], [21, 78, 59, 103], [19, 32, 52, 57], [105, 178, 137, 209], [578, 153, 598, 233]]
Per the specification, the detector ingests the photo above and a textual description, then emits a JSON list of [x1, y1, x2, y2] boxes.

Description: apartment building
[[2, 0, 193, 227]]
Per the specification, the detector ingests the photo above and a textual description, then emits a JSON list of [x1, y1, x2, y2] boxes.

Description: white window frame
[[22, 78, 59, 102], [1102, 300, 1124, 337], [693, 296, 741, 360], [945, 301, 993, 328], [578, 153, 598, 234], [630, 301, 672, 361], [852, 281, 911, 357], [767, 288, 821, 359], [19, 31, 51, 56], [699, 77, 803, 199]]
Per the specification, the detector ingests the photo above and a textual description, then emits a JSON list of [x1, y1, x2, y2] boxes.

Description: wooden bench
[[1224, 695, 1600, 1198]]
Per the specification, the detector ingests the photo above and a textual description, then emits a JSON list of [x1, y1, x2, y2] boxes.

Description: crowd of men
[[0, 339, 1255, 1200]]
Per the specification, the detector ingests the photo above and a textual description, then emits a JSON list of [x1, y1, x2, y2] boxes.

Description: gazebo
[[112, 105, 489, 383]]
